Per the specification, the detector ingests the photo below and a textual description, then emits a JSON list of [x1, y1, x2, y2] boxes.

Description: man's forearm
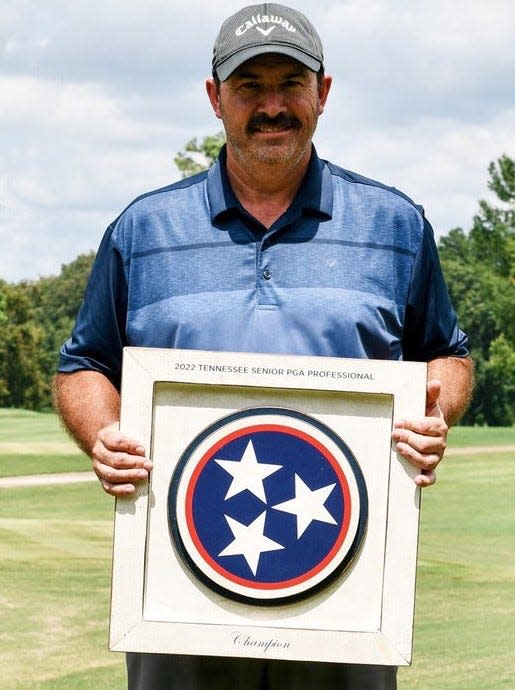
[[53, 371, 121, 456], [427, 355, 474, 426], [54, 370, 151, 496]]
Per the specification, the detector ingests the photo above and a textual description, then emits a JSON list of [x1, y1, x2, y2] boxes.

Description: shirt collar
[[207, 145, 333, 224]]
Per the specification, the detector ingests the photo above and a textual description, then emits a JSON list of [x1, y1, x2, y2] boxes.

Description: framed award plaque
[[109, 347, 426, 666]]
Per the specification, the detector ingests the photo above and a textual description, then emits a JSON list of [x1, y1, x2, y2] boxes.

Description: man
[[54, 3, 474, 689]]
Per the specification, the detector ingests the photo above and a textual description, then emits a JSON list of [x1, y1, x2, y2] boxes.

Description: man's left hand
[[391, 379, 448, 487]]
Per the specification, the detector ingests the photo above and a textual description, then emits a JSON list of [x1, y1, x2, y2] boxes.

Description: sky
[[1, 0, 514, 282]]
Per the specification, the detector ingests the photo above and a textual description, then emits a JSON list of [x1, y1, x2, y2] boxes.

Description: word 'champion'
[[232, 633, 291, 654]]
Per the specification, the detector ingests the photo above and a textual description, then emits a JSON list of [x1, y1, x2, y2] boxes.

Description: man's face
[[206, 54, 331, 168]]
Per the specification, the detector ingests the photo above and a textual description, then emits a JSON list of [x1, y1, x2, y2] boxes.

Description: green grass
[[0, 483, 125, 690], [0, 453, 90, 476], [398, 451, 515, 689], [1, 410, 514, 688], [2, 453, 513, 689], [447, 425, 515, 447], [0, 482, 112, 521], [0, 409, 88, 477], [0, 408, 71, 442]]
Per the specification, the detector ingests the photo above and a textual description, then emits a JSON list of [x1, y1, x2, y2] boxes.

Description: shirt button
[[263, 268, 272, 280]]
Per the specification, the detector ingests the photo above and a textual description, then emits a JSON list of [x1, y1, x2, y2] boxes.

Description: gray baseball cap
[[212, 3, 324, 81]]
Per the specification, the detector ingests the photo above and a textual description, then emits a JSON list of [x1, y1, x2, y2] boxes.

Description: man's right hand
[[92, 422, 153, 496]]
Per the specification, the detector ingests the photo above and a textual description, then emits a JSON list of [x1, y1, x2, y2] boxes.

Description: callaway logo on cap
[[212, 3, 324, 81]]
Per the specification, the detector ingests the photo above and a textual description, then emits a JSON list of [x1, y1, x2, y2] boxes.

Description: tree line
[[438, 155, 514, 425], [1, 147, 513, 425]]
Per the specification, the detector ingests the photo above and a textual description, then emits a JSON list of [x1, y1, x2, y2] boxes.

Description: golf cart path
[[444, 444, 515, 456], [0, 471, 97, 488], [0, 445, 513, 488]]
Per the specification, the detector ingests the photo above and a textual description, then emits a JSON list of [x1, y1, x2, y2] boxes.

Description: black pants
[[126, 654, 397, 690]]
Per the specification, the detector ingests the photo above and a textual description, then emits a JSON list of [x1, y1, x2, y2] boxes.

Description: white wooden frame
[[110, 347, 426, 666]]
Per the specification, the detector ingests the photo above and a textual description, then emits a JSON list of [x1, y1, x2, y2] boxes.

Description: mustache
[[247, 113, 302, 133]]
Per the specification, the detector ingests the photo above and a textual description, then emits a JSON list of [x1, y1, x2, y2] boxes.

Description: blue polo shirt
[[59, 147, 468, 389]]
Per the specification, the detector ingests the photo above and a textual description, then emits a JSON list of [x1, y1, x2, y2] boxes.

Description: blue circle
[[192, 429, 345, 583], [169, 407, 368, 605]]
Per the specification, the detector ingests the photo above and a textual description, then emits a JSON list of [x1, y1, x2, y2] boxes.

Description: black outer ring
[[168, 407, 368, 606]]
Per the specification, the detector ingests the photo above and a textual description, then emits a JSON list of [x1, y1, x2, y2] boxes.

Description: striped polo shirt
[[59, 147, 468, 389]]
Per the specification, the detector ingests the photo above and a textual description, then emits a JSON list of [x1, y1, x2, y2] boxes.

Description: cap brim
[[215, 45, 321, 81]]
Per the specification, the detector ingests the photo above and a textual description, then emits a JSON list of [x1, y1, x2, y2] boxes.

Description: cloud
[[1, 0, 230, 90], [320, 108, 515, 233], [320, 0, 515, 125], [0, 74, 184, 281], [1, 0, 514, 282]]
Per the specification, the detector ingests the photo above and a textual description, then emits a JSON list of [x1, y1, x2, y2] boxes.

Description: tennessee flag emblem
[[169, 408, 368, 604]]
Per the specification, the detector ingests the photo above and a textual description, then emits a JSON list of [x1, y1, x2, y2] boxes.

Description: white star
[[214, 439, 282, 502], [218, 511, 284, 576], [272, 474, 337, 538]]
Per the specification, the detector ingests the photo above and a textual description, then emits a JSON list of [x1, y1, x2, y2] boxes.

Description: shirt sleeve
[[402, 217, 469, 362], [57, 225, 128, 390]]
